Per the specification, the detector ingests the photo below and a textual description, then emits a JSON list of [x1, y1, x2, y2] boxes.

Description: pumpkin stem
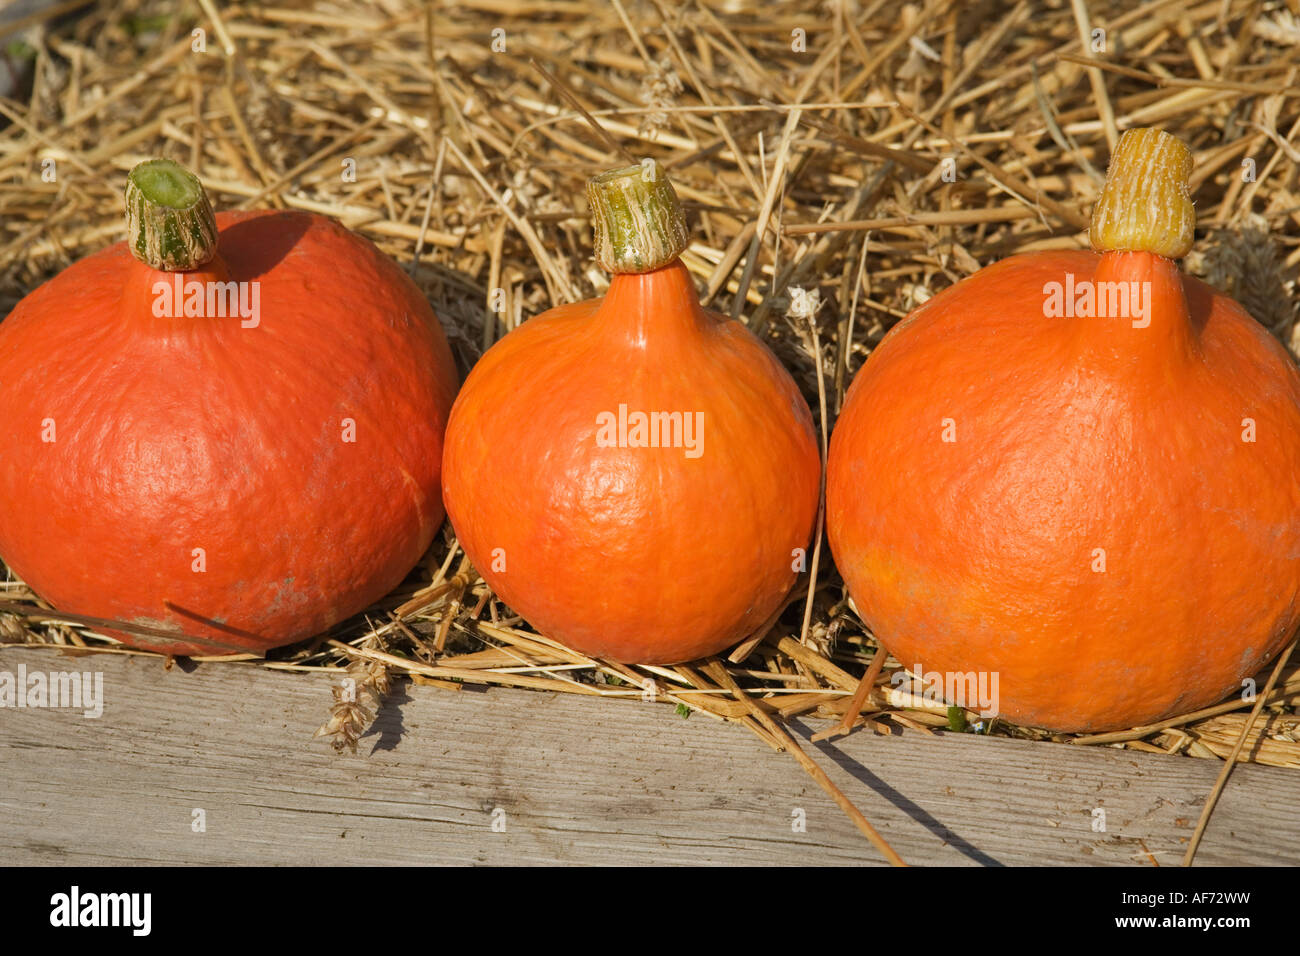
[[1089, 128, 1194, 260], [587, 161, 689, 274], [125, 159, 219, 271]]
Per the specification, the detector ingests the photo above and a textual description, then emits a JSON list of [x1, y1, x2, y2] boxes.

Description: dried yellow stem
[[1089, 128, 1195, 259]]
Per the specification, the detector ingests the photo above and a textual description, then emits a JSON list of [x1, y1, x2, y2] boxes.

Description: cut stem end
[[125, 159, 218, 271]]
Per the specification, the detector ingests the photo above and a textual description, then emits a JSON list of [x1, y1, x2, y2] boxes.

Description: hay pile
[[1, 0, 1299, 803]]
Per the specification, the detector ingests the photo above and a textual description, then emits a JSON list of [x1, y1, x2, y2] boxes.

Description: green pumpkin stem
[[587, 161, 689, 274], [125, 159, 218, 271]]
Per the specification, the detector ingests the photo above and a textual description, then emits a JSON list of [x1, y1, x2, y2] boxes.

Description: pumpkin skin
[[827, 245, 1300, 732], [442, 259, 821, 663], [0, 208, 458, 656]]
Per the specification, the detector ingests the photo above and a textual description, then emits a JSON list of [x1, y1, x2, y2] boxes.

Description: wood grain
[[1, 647, 1296, 865]]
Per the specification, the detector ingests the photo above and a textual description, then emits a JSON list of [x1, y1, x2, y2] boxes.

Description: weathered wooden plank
[[0, 647, 1296, 865]]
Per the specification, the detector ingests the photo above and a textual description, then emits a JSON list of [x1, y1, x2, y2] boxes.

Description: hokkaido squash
[[0, 159, 458, 656], [442, 162, 821, 664], [827, 128, 1300, 732]]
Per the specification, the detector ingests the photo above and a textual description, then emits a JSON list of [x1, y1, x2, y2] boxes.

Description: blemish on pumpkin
[[130, 617, 182, 632], [397, 466, 428, 533]]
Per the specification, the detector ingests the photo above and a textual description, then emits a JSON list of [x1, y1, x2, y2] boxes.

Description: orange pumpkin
[[0, 159, 458, 656], [827, 128, 1300, 732], [442, 163, 821, 664]]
